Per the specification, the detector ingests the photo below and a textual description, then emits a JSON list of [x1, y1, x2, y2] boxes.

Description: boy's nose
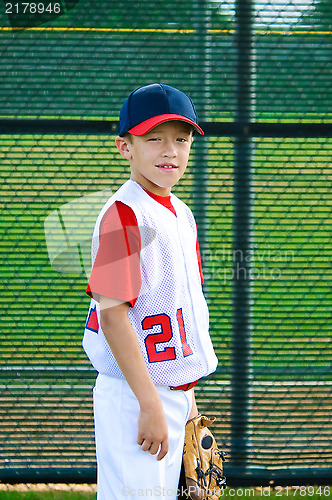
[[162, 142, 177, 157]]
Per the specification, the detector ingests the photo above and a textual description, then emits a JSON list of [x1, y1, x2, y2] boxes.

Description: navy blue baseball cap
[[118, 83, 204, 137]]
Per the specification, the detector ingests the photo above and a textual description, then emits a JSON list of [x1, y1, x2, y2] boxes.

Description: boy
[[83, 83, 218, 499]]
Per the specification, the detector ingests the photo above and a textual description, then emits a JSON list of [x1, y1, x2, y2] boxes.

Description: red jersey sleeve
[[196, 235, 204, 283], [86, 201, 142, 307]]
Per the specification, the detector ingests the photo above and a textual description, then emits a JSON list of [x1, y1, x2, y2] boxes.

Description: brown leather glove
[[182, 415, 226, 500]]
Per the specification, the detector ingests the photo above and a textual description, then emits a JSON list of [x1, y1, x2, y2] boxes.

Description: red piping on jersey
[[170, 380, 198, 391]]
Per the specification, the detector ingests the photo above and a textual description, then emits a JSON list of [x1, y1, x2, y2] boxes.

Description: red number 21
[[176, 308, 193, 357], [143, 309, 193, 363]]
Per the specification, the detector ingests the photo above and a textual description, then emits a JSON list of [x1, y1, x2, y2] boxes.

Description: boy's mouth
[[156, 163, 178, 171]]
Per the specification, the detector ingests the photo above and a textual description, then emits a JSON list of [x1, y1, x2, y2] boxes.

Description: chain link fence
[[0, 0, 331, 489]]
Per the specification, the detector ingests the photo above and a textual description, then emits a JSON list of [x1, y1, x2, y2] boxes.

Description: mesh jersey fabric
[[83, 180, 218, 386]]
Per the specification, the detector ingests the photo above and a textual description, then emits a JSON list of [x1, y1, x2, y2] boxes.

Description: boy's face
[[116, 121, 193, 196]]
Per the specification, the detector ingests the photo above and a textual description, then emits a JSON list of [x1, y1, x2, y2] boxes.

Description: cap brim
[[128, 114, 204, 136]]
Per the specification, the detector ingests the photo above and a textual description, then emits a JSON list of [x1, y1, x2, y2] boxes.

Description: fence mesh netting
[[0, 0, 331, 484]]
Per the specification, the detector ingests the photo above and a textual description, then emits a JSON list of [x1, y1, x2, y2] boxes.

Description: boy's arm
[[99, 295, 169, 461], [188, 389, 199, 421]]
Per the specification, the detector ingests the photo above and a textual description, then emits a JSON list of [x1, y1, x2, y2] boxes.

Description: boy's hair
[[118, 83, 204, 137]]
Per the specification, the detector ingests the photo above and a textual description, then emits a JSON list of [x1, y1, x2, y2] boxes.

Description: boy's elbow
[[99, 296, 130, 331]]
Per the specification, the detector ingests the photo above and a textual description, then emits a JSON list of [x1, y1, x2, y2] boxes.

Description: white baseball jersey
[[83, 179, 218, 386]]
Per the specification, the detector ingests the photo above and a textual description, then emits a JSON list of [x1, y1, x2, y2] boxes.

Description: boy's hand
[[137, 402, 169, 461]]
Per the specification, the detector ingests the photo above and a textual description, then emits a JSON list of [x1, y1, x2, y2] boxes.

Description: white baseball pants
[[93, 374, 192, 500]]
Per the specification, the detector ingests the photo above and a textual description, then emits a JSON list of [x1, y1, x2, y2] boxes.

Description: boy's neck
[[131, 178, 171, 197]]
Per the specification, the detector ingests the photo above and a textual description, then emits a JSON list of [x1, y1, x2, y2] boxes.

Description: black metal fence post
[[230, 0, 255, 469], [192, 0, 211, 287]]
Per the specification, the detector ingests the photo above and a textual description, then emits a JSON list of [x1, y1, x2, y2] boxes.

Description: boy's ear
[[115, 136, 132, 160]]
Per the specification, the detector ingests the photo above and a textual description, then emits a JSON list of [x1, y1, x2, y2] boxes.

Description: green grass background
[[0, 493, 93, 500]]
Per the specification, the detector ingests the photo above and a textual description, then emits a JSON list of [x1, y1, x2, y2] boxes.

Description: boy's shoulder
[[170, 192, 194, 217], [108, 180, 195, 226], [106, 179, 142, 207]]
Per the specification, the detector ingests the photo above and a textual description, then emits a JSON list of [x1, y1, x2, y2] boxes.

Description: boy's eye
[[146, 136, 190, 143]]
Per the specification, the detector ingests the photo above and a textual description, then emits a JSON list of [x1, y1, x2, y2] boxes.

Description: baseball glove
[[182, 414, 226, 500]]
